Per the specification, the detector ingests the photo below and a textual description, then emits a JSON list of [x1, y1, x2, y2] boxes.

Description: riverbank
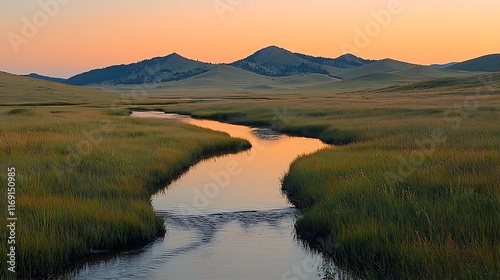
[[71, 112, 339, 279], [0, 107, 250, 278], [148, 81, 500, 278]]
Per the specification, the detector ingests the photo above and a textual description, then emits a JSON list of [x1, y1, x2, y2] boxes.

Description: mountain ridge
[[22, 47, 500, 86]]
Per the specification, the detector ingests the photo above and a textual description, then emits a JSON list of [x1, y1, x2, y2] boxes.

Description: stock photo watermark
[[8, 0, 72, 53], [340, 0, 405, 55], [6, 167, 17, 274], [213, 0, 243, 21]]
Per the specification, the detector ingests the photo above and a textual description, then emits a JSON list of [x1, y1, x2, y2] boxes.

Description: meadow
[[145, 72, 500, 279], [1, 69, 499, 278], [0, 73, 250, 278]]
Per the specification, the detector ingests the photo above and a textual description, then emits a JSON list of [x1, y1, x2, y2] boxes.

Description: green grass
[[0, 106, 249, 278], [146, 77, 500, 278], [1, 69, 499, 278]]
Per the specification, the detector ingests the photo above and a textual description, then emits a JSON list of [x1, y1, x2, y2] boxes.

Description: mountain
[[446, 54, 500, 72], [230, 46, 329, 76], [230, 46, 374, 77], [24, 73, 67, 84], [295, 53, 375, 69], [66, 53, 215, 86], [430, 62, 457, 69], [23, 47, 499, 87]]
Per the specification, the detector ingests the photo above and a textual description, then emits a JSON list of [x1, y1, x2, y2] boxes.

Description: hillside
[[296, 53, 375, 69], [66, 53, 215, 86], [430, 62, 458, 69], [380, 71, 500, 92], [168, 65, 276, 88], [25, 73, 67, 84], [0, 71, 116, 105], [21, 48, 500, 88], [447, 54, 500, 72], [335, 59, 416, 79], [230, 46, 374, 77], [230, 46, 329, 76]]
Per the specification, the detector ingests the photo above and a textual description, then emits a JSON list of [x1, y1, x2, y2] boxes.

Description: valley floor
[[1, 71, 499, 278], [144, 75, 500, 279]]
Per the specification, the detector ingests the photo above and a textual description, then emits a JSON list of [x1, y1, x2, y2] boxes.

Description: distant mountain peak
[[167, 52, 185, 59], [336, 53, 360, 60], [231, 46, 331, 76], [260, 45, 287, 51], [250, 46, 293, 58]]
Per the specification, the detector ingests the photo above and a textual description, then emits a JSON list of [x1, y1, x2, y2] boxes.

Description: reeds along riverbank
[[0, 108, 250, 278], [154, 88, 499, 278]]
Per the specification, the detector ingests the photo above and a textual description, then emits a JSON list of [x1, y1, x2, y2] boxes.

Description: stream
[[71, 111, 353, 280]]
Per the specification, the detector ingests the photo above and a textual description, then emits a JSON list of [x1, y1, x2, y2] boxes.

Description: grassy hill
[[66, 53, 215, 86], [230, 46, 375, 77], [447, 54, 500, 72], [169, 65, 276, 88], [381, 72, 500, 92], [24, 49, 500, 89], [231, 46, 330, 76], [0, 72, 117, 106]]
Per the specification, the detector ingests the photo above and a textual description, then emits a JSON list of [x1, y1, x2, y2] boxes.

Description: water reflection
[[69, 112, 354, 280]]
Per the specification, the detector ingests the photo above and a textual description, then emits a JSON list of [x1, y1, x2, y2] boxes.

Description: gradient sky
[[1, 0, 499, 78]]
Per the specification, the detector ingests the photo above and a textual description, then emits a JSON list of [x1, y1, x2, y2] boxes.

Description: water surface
[[72, 112, 352, 279]]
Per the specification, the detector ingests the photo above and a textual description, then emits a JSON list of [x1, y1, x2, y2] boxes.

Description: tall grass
[[0, 108, 249, 278], [153, 85, 500, 278]]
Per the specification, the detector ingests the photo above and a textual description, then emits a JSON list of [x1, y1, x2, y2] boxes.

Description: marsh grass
[[154, 84, 500, 278], [1, 70, 499, 279], [0, 107, 249, 278]]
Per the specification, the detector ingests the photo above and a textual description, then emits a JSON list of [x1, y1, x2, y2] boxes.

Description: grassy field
[[142, 72, 500, 278], [0, 74, 250, 278], [1, 70, 499, 278]]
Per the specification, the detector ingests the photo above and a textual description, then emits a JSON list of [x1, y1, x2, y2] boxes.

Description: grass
[[0, 69, 499, 278], [0, 75, 250, 278], [142, 73, 500, 279]]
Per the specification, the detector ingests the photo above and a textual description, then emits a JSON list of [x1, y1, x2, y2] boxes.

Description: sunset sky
[[1, 0, 499, 78]]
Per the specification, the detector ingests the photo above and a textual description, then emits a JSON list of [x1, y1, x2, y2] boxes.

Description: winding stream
[[71, 112, 352, 279]]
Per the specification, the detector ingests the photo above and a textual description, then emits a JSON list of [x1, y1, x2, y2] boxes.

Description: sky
[[1, 0, 499, 78]]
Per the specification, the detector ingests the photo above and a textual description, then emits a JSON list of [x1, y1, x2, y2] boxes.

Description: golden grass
[[147, 74, 500, 278], [0, 70, 498, 278], [0, 107, 249, 278]]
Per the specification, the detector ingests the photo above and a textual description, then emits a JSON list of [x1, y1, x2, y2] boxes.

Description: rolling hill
[[295, 53, 375, 69], [230, 46, 330, 76], [446, 54, 500, 72], [430, 62, 458, 69], [25, 73, 68, 84], [334, 59, 416, 79], [20, 47, 500, 89], [0, 71, 116, 105], [230, 46, 374, 76], [380, 71, 500, 92], [66, 53, 215, 86], [168, 65, 276, 88]]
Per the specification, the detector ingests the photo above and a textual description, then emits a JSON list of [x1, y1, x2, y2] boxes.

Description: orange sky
[[1, 0, 499, 78]]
